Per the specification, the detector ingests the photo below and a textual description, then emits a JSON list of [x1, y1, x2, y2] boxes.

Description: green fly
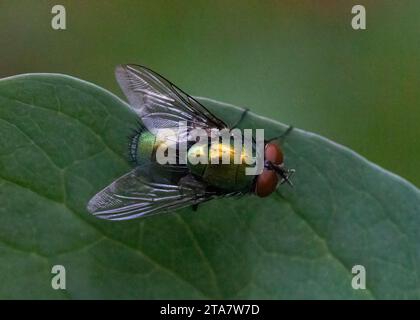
[[87, 65, 294, 220]]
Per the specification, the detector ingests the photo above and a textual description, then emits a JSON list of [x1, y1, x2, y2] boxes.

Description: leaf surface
[[0, 74, 418, 299]]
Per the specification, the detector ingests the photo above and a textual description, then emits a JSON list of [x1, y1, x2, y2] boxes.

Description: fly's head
[[254, 143, 295, 197]]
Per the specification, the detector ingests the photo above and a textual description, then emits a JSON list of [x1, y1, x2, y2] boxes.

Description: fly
[[87, 64, 295, 220]]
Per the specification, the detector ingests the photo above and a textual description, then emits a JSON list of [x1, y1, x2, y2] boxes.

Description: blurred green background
[[0, 0, 419, 186]]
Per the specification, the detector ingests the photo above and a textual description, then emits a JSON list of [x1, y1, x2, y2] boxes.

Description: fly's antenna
[[264, 161, 295, 187]]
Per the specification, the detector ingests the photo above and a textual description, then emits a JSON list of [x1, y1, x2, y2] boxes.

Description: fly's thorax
[[187, 141, 256, 191]]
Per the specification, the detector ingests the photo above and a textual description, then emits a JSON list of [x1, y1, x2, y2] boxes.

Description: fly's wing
[[87, 167, 230, 220], [115, 64, 228, 134]]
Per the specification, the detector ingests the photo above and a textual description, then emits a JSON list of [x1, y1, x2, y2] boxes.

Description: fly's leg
[[178, 174, 208, 212], [267, 125, 294, 143], [231, 108, 249, 129]]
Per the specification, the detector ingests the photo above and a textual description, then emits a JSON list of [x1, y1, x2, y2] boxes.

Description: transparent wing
[[87, 167, 221, 220], [115, 64, 228, 134]]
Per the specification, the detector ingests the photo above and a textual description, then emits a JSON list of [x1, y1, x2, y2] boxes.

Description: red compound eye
[[255, 170, 278, 197], [255, 143, 284, 198], [264, 142, 283, 165]]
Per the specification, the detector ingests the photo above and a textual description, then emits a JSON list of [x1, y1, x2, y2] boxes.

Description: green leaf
[[0, 74, 418, 299]]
